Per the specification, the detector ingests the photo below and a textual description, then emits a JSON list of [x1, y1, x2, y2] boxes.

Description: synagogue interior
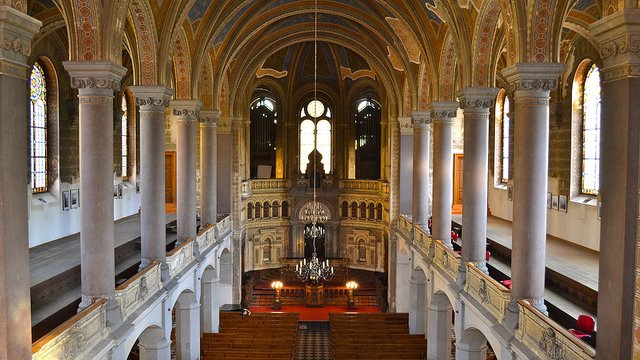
[[0, 0, 637, 359]]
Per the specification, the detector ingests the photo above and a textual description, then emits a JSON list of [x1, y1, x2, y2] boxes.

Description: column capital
[[502, 63, 565, 93], [456, 87, 499, 110], [129, 85, 173, 109], [0, 6, 41, 79], [199, 109, 221, 127], [63, 61, 127, 93], [429, 102, 459, 122], [171, 99, 202, 119], [591, 9, 640, 82], [411, 111, 431, 128], [398, 117, 412, 135]]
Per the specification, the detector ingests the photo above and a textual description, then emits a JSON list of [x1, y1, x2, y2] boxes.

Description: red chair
[[500, 279, 512, 290], [569, 315, 595, 339]]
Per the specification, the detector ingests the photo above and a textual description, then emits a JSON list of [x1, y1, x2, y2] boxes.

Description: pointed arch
[[173, 26, 192, 99], [127, 0, 159, 85], [439, 33, 457, 101], [472, 0, 501, 86]]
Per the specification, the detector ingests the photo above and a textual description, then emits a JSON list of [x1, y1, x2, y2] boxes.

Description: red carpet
[[248, 305, 381, 321]]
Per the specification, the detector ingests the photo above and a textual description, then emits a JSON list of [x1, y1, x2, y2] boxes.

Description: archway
[[174, 290, 200, 359], [456, 328, 490, 360], [428, 291, 454, 359], [127, 325, 170, 360], [200, 265, 217, 333], [409, 267, 427, 335]]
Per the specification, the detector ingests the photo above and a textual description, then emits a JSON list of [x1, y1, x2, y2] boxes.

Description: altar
[[305, 283, 324, 307]]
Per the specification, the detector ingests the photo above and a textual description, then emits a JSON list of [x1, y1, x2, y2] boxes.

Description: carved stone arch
[[127, 0, 159, 85], [472, 0, 501, 87], [198, 53, 214, 108], [31, 18, 66, 48], [297, 201, 333, 222], [157, 0, 198, 85], [417, 59, 430, 110], [439, 33, 457, 101], [173, 27, 192, 100], [71, 0, 101, 60]]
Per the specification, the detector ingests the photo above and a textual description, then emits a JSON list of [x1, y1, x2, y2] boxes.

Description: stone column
[[457, 88, 498, 271], [199, 110, 219, 227], [63, 61, 127, 309], [175, 294, 201, 360], [138, 328, 171, 360], [456, 331, 488, 360], [427, 297, 452, 360], [171, 100, 202, 244], [0, 7, 40, 359], [503, 63, 563, 314], [590, 12, 639, 356], [129, 86, 172, 269], [430, 102, 458, 245], [411, 111, 431, 228]]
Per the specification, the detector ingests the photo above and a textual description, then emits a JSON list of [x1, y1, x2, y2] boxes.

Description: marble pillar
[[171, 100, 202, 244], [430, 102, 458, 246], [411, 111, 431, 228], [0, 7, 40, 359], [456, 331, 488, 360], [457, 88, 498, 271], [175, 294, 201, 360], [503, 63, 563, 314], [590, 12, 639, 356], [138, 328, 171, 360], [199, 110, 220, 227], [427, 297, 452, 360], [129, 86, 172, 269], [63, 61, 128, 309]]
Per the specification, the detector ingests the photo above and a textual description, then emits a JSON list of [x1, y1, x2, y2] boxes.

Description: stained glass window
[[501, 95, 510, 183], [30, 62, 47, 193], [299, 100, 331, 173], [582, 64, 601, 195], [121, 95, 128, 180]]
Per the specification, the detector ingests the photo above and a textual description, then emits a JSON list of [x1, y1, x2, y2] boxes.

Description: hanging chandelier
[[295, 0, 333, 284]]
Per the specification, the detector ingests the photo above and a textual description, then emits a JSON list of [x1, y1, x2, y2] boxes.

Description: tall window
[[121, 94, 128, 180], [355, 99, 381, 179], [495, 89, 510, 184], [30, 62, 48, 193], [299, 99, 331, 173], [250, 97, 277, 178], [581, 64, 601, 195]]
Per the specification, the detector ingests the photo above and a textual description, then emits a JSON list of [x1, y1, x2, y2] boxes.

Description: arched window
[[341, 201, 349, 218], [30, 62, 48, 193], [581, 64, 601, 195], [299, 99, 331, 174], [250, 97, 277, 178], [247, 203, 254, 220], [358, 239, 366, 262], [121, 94, 129, 180], [368, 202, 375, 220], [272, 201, 280, 218], [263, 201, 271, 218], [495, 89, 510, 185], [351, 202, 358, 218], [572, 61, 602, 197], [359, 202, 367, 219], [376, 203, 383, 221], [255, 202, 262, 219], [355, 99, 381, 179], [282, 201, 289, 217], [263, 239, 272, 262]]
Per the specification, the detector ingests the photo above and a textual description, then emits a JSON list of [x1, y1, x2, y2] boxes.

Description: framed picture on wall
[[551, 194, 559, 210], [70, 189, 79, 209], [136, 182, 140, 194], [62, 191, 70, 211], [547, 192, 552, 209], [559, 195, 567, 212], [507, 184, 513, 201], [114, 185, 118, 198], [117, 183, 123, 198]]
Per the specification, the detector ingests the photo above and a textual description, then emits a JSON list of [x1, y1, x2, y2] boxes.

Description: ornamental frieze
[[136, 97, 170, 107]]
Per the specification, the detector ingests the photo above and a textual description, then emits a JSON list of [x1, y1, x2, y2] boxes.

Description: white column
[[138, 328, 171, 360], [411, 111, 431, 228], [590, 11, 640, 357], [202, 276, 220, 333], [503, 63, 564, 314], [171, 100, 202, 244], [430, 102, 458, 245], [456, 332, 488, 360], [427, 298, 452, 360], [64, 61, 128, 310], [457, 88, 498, 271], [176, 296, 201, 360], [0, 7, 40, 359], [129, 86, 172, 269], [199, 110, 219, 226]]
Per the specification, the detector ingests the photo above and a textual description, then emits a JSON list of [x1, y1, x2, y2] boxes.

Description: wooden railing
[[433, 240, 460, 280], [516, 300, 596, 359], [32, 299, 108, 359], [464, 263, 511, 322]]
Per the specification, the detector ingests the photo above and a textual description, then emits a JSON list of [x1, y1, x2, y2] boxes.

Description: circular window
[[307, 100, 325, 118]]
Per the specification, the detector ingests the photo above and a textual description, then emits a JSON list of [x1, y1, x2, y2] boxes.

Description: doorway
[[165, 151, 177, 213]]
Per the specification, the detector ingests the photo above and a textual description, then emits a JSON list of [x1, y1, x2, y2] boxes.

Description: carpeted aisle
[[248, 305, 381, 321]]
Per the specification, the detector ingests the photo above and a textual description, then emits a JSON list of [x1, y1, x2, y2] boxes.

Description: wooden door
[[453, 154, 464, 212], [165, 151, 177, 212]]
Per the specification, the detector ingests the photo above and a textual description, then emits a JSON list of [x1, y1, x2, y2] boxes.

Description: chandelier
[[295, 0, 333, 284]]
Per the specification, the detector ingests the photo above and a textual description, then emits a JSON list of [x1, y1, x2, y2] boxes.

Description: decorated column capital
[[129, 85, 173, 111], [429, 102, 459, 124], [63, 61, 127, 104], [456, 87, 499, 111], [411, 111, 431, 128], [0, 6, 41, 79], [591, 9, 640, 82], [200, 109, 221, 127], [171, 99, 202, 122], [398, 117, 412, 135], [502, 63, 565, 96]]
